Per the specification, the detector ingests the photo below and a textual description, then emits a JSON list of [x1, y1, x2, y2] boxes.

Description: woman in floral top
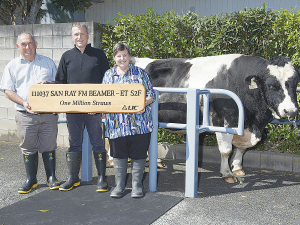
[[103, 42, 156, 198]]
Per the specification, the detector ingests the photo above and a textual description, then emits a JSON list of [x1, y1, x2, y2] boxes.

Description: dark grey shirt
[[55, 44, 109, 84]]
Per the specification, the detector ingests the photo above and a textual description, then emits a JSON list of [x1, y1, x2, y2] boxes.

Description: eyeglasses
[[19, 42, 35, 48]]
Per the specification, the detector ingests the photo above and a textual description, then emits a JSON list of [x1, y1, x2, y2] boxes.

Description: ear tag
[[249, 78, 258, 90]]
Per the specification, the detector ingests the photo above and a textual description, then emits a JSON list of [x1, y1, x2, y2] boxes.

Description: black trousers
[[66, 113, 106, 153], [109, 133, 151, 159]]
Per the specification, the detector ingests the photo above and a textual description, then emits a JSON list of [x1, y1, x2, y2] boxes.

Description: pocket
[[36, 65, 53, 81]]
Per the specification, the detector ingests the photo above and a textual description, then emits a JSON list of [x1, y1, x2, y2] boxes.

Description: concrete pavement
[[0, 141, 300, 224]]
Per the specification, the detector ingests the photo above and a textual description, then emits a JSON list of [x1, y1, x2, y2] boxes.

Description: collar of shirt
[[19, 54, 40, 63], [113, 63, 134, 76], [73, 43, 92, 53]]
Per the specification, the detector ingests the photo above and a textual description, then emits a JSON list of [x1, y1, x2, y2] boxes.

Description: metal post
[[149, 89, 159, 192], [202, 92, 210, 126], [81, 127, 93, 181], [185, 89, 200, 198]]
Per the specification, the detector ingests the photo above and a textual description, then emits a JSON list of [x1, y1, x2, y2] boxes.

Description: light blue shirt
[[0, 54, 57, 111]]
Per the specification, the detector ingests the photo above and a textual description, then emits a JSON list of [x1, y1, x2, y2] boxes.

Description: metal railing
[[149, 88, 244, 198]]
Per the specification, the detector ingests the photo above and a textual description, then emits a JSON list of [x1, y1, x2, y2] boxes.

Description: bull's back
[[132, 54, 245, 124], [133, 54, 243, 89]]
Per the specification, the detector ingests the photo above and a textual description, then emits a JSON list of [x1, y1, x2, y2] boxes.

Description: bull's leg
[[231, 148, 246, 176], [216, 132, 237, 183], [231, 130, 261, 177]]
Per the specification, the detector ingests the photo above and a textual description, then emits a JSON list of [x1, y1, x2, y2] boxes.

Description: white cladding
[[85, 0, 300, 24]]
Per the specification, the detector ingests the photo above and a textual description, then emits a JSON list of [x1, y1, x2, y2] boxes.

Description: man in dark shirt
[[56, 22, 110, 192]]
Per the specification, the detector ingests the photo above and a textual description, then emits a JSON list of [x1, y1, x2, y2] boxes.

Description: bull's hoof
[[232, 169, 245, 176], [222, 175, 237, 183], [107, 159, 114, 166], [157, 162, 166, 168]]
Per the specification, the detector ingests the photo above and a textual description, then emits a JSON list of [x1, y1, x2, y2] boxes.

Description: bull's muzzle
[[283, 109, 298, 119]]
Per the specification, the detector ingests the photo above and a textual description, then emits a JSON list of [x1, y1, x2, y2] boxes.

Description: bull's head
[[245, 57, 299, 119]]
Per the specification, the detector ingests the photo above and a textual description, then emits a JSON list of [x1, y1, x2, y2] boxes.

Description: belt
[[17, 110, 48, 115]]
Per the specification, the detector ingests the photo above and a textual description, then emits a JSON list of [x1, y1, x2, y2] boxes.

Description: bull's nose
[[283, 109, 298, 118]]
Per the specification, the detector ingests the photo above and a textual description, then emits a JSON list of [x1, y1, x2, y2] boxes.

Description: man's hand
[[23, 101, 37, 114], [4, 90, 37, 114], [39, 81, 55, 84]]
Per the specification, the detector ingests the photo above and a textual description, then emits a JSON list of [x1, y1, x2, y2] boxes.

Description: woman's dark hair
[[113, 42, 130, 57]]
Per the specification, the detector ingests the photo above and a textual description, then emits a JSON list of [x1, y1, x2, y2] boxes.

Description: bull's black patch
[[144, 58, 191, 88], [269, 56, 290, 67]]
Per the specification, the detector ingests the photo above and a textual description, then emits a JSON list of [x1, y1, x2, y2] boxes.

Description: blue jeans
[[66, 113, 105, 153]]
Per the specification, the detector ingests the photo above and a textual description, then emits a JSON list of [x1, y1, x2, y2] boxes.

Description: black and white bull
[[131, 54, 300, 183]]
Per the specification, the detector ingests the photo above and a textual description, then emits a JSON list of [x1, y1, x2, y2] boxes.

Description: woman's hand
[[137, 109, 145, 114], [136, 96, 154, 114]]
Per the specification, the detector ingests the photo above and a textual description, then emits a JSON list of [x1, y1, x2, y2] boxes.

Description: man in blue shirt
[[0, 33, 59, 193], [55, 22, 110, 192]]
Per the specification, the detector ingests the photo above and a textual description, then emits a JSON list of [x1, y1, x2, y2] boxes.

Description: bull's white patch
[[186, 54, 242, 88], [133, 57, 155, 70], [268, 62, 297, 118], [269, 107, 280, 119], [232, 129, 261, 149]]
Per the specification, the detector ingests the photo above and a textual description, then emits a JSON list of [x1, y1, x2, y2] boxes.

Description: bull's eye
[[268, 84, 278, 91]]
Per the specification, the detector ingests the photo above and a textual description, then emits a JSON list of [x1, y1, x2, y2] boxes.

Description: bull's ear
[[245, 75, 259, 90]]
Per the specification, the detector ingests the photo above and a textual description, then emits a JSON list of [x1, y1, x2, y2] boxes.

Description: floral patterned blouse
[[103, 63, 156, 139]]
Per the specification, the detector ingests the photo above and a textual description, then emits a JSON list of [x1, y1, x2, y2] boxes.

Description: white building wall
[[86, 0, 300, 24]]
